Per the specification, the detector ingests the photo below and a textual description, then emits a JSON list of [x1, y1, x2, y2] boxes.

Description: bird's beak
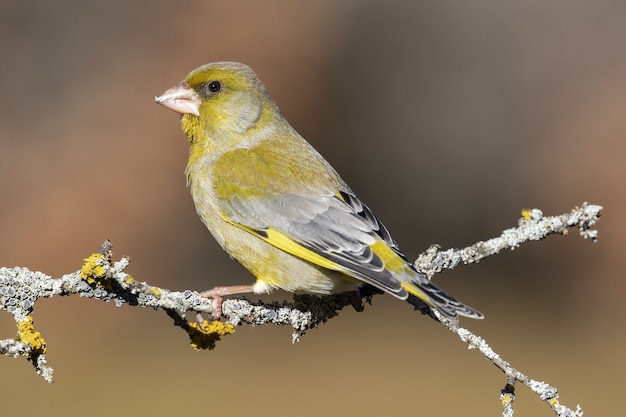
[[155, 82, 201, 116]]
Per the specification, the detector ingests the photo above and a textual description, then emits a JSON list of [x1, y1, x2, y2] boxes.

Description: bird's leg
[[200, 284, 255, 319]]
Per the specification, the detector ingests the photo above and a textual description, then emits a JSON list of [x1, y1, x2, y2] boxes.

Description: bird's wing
[[221, 187, 411, 298]]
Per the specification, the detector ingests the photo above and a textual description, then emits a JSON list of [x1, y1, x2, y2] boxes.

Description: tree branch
[[0, 202, 601, 416]]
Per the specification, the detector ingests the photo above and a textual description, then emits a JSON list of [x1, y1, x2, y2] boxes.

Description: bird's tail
[[401, 277, 483, 323]]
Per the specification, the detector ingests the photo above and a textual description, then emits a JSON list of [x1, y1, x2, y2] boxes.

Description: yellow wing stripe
[[264, 227, 343, 271], [223, 217, 345, 272], [401, 281, 436, 308], [368, 241, 406, 274], [369, 241, 438, 308]]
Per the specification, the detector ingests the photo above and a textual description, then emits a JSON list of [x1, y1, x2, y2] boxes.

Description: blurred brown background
[[0, 1, 624, 415]]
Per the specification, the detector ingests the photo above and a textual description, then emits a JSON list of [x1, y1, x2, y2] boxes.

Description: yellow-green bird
[[155, 61, 482, 323]]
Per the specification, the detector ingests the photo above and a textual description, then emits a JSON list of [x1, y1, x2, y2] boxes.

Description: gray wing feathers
[[224, 189, 407, 295]]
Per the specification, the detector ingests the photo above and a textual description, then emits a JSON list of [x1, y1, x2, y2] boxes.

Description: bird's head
[[156, 61, 278, 143]]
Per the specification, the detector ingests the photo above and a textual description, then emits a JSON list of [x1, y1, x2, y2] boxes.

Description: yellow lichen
[[187, 320, 235, 350], [79, 253, 115, 289], [17, 316, 46, 355], [501, 393, 513, 406], [521, 208, 532, 220], [80, 253, 107, 283]]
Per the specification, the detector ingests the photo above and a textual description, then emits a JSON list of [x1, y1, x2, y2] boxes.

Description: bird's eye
[[206, 81, 221, 93]]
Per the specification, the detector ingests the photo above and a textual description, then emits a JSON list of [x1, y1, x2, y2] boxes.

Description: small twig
[[438, 317, 584, 417]]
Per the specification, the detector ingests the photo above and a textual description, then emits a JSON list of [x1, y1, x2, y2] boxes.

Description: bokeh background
[[1, 1, 624, 415]]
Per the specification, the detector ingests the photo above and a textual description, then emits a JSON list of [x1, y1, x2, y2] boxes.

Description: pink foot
[[200, 284, 255, 319]]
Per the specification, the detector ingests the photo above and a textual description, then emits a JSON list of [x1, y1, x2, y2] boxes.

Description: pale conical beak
[[155, 82, 201, 116]]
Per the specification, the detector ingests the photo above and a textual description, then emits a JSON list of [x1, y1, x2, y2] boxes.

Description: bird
[[155, 61, 482, 323]]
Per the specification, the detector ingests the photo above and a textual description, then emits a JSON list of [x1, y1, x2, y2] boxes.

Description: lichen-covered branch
[[0, 203, 601, 416], [0, 241, 378, 380], [415, 202, 601, 277], [440, 321, 584, 417]]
